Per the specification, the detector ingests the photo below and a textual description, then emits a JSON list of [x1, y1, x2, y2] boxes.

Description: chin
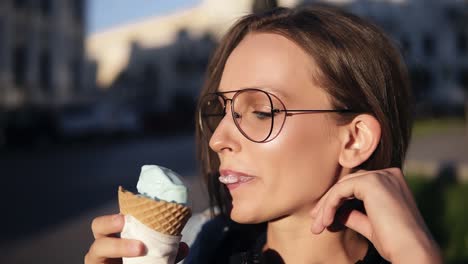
[[229, 204, 265, 224]]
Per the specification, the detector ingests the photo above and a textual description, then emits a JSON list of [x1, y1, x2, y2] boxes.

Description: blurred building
[[305, 0, 468, 115], [86, 0, 299, 114], [87, 0, 467, 118], [110, 30, 216, 113], [0, 0, 95, 110], [0, 0, 99, 147]]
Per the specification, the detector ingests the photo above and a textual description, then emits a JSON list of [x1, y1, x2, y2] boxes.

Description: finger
[[175, 242, 190, 263], [87, 237, 145, 262], [310, 191, 327, 217], [311, 197, 349, 234], [92, 214, 125, 239], [314, 175, 370, 234], [310, 170, 371, 217], [335, 169, 372, 184], [311, 171, 377, 233], [310, 189, 334, 233], [342, 209, 373, 241], [321, 181, 360, 228], [311, 201, 328, 234], [311, 170, 369, 217]]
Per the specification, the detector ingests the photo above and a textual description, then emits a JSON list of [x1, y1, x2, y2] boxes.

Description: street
[[0, 134, 203, 244]]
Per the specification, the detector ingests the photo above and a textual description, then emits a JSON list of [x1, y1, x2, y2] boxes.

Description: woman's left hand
[[310, 168, 442, 263]]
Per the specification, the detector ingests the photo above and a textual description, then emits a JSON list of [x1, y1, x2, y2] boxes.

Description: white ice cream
[[136, 165, 187, 204]]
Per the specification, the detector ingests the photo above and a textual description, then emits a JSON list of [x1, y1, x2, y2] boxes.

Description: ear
[[338, 114, 381, 169]]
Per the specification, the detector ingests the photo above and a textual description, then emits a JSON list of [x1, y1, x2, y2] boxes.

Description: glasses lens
[[199, 94, 224, 136], [233, 90, 285, 142]]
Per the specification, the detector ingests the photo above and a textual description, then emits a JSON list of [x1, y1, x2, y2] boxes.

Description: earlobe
[[338, 114, 381, 169]]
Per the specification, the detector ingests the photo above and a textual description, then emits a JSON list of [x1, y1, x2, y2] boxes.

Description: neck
[[264, 209, 368, 264]]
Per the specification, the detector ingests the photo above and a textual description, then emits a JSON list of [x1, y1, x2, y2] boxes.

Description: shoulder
[[181, 208, 221, 247], [182, 208, 266, 264], [182, 208, 232, 264]]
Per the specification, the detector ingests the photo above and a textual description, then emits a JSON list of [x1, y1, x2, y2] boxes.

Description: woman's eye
[[253, 111, 273, 120]]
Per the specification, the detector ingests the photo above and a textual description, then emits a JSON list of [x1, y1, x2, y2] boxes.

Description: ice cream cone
[[118, 186, 191, 236]]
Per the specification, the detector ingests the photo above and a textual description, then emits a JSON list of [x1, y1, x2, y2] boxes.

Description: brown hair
[[195, 5, 412, 217]]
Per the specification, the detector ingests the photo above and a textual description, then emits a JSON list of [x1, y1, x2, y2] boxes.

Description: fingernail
[[312, 221, 322, 233], [129, 241, 145, 255], [311, 224, 319, 234], [113, 214, 121, 220], [113, 214, 123, 225]]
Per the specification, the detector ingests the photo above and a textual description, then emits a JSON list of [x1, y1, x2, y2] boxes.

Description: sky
[[86, 0, 201, 35]]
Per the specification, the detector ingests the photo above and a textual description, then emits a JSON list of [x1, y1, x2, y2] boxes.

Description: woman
[[85, 5, 442, 264]]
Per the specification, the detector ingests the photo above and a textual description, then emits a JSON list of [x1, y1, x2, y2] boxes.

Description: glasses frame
[[198, 88, 354, 143]]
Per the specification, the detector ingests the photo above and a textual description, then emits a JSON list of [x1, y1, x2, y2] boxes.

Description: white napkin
[[121, 215, 182, 264]]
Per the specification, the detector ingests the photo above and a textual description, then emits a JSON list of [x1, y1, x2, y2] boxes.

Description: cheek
[[266, 115, 339, 180], [268, 119, 339, 200], [231, 117, 341, 221]]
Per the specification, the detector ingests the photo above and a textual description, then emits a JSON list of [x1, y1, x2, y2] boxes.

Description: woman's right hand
[[84, 214, 146, 264], [84, 214, 189, 264]]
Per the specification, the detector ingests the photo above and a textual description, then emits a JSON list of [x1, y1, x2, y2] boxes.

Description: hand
[[84, 214, 189, 264], [310, 168, 442, 264]]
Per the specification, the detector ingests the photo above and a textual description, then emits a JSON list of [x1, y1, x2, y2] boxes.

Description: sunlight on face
[[210, 33, 342, 223]]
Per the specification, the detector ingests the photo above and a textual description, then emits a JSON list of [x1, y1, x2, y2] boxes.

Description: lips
[[218, 174, 255, 184], [218, 169, 255, 185]]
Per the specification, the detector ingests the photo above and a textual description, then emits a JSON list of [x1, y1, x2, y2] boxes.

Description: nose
[[209, 108, 241, 154]]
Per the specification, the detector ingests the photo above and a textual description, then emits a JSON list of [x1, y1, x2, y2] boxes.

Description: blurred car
[[55, 103, 141, 140]]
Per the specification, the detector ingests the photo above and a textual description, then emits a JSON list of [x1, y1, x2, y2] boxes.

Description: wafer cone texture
[[118, 186, 191, 236]]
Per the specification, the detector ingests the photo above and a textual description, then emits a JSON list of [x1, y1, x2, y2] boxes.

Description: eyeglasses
[[198, 88, 353, 143]]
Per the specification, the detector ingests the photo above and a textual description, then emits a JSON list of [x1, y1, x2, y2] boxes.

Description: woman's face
[[209, 32, 342, 223]]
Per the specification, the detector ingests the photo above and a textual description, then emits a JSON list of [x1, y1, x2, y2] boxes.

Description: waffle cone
[[118, 186, 191, 236]]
